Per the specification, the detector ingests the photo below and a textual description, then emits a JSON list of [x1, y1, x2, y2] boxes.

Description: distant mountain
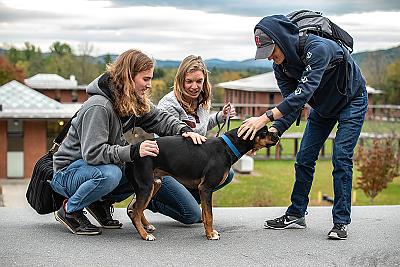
[[95, 55, 273, 70], [352, 45, 400, 67]]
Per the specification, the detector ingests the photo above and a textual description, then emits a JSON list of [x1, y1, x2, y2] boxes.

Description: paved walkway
[[1, 179, 399, 266], [1, 205, 400, 266], [0, 178, 29, 208]]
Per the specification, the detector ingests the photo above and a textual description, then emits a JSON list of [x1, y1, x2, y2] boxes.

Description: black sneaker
[[86, 201, 122, 229], [328, 223, 348, 240], [264, 214, 306, 229], [55, 200, 102, 235]]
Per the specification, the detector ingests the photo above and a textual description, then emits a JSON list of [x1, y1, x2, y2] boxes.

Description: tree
[[384, 59, 400, 104], [354, 138, 400, 203], [49, 41, 73, 56], [0, 55, 25, 85], [75, 42, 102, 84]]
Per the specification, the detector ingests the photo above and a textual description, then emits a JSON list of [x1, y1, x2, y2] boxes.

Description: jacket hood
[[255, 15, 304, 67], [86, 73, 114, 101]]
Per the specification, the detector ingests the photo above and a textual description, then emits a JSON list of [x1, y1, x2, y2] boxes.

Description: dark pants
[[286, 87, 368, 224]]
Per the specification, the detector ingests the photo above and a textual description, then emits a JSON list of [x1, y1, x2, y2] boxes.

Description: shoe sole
[[55, 212, 102, 235], [86, 208, 122, 229], [126, 196, 136, 216], [264, 222, 306, 229], [328, 232, 347, 240]]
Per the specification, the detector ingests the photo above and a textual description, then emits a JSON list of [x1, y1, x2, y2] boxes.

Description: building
[[0, 80, 81, 179], [25, 74, 88, 103], [217, 72, 382, 118]]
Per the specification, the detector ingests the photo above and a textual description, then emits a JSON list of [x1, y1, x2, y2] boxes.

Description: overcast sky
[[1, 0, 399, 60]]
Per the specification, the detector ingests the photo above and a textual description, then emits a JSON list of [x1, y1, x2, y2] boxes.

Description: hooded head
[[254, 15, 303, 67]]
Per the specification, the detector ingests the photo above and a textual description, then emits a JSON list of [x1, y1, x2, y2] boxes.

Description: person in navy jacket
[[238, 15, 368, 239]]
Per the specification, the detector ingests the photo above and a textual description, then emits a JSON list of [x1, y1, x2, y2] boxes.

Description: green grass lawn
[[213, 159, 400, 207]]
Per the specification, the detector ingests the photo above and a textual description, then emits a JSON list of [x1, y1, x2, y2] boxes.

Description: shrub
[[354, 138, 400, 203]]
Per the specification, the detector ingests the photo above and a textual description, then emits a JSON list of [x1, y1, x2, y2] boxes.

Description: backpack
[[287, 10, 354, 56]]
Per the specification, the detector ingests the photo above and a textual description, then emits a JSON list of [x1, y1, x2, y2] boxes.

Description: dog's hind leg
[[198, 186, 220, 240]]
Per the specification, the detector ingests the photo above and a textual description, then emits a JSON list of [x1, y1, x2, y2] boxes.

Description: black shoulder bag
[[26, 112, 78, 214]]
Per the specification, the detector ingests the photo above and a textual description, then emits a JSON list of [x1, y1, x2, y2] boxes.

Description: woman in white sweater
[[152, 55, 235, 224]]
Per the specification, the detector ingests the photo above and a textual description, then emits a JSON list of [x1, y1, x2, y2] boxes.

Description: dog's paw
[[207, 230, 220, 240], [144, 224, 156, 233], [145, 234, 156, 241]]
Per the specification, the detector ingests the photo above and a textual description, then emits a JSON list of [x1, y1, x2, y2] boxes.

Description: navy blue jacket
[[255, 15, 366, 134]]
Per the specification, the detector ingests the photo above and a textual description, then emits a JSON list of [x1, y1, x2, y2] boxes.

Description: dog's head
[[250, 126, 280, 153]]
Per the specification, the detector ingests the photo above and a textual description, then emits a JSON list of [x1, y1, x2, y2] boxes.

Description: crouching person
[[51, 49, 205, 235]]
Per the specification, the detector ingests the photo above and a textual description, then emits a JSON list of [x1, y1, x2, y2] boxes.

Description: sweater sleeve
[[79, 105, 132, 165], [136, 104, 192, 136]]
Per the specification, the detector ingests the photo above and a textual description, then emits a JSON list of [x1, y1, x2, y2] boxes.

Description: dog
[[125, 126, 279, 241]]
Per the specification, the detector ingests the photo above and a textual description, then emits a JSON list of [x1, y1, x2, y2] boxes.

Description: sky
[[0, 0, 400, 60]]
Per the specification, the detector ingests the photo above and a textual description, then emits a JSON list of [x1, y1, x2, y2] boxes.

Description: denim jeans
[[148, 168, 235, 224], [286, 86, 368, 224], [51, 159, 132, 213]]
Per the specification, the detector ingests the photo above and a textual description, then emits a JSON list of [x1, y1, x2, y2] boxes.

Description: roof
[[217, 72, 383, 94], [24, 73, 86, 90], [0, 80, 80, 119], [217, 72, 280, 92]]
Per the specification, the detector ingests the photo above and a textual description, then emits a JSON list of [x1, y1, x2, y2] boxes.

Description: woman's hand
[[182, 132, 207, 144], [139, 140, 159, 157], [221, 102, 236, 120], [237, 114, 269, 140]]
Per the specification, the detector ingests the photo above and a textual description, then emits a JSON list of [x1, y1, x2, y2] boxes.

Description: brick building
[[217, 72, 382, 118], [25, 74, 87, 103], [0, 80, 81, 179]]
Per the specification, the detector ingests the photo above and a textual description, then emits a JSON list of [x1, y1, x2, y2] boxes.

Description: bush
[[354, 138, 400, 203]]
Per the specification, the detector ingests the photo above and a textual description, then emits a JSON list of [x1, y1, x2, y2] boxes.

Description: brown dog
[[126, 126, 279, 241]]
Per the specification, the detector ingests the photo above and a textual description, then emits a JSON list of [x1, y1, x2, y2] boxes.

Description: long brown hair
[[107, 49, 154, 117], [173, 55, 211, 115]]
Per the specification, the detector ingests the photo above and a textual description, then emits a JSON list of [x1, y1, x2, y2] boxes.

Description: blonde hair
[[107, 49, 154, 117], [173, 55, 211, 115]]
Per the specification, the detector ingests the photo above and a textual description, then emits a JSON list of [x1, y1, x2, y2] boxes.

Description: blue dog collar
[[221, 134, 242, 159]]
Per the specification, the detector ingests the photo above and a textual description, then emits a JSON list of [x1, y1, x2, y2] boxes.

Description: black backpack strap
[[52, 111, 79, 150], [298, 34, 308, 65]]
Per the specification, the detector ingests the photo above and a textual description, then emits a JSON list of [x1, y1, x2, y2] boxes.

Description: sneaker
[[55, 200, 102, 235], [86, 201, 122, 229], [328, 223, 348, 240], [264, 214, 306, 229]]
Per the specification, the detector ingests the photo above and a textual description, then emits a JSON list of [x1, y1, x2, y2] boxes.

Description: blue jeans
[[286, 87, 368, 224], [51, 159, 132, 213], [148, 168, 235, 224]]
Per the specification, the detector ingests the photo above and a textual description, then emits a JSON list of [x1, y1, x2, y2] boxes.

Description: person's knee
[[97, 165, 123, 191], [180, 209, 202, 225]]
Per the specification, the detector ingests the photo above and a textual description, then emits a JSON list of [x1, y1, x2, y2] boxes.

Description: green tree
[[384, 59, 400, 104], [45, 42, 76, 80]]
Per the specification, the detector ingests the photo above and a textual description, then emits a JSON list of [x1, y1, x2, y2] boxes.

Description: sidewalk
[[0, 206, 399, 266], [0, 178, 29, 208]]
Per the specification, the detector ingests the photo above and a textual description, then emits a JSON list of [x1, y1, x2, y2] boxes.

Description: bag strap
[[51, 111, 79, 151]]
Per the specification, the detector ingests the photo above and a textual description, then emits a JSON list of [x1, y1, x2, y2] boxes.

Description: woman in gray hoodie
[[51, 49, 205, 235]]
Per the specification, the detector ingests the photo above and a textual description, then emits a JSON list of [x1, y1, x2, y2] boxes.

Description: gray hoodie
[[53, 74, 192, 171]]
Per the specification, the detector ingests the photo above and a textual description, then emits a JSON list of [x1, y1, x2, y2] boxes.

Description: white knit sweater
[[157, 91, 224, 136]]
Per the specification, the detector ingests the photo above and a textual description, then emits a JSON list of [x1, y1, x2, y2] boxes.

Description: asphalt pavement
[[1, 205, 399, 266]]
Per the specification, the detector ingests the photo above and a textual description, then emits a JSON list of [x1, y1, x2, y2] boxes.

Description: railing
[[260, 132, 400, 160], [212, 103, 400, 121]]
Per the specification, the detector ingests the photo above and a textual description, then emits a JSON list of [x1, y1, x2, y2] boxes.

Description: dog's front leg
[[128, 186, 156, 241], [140, 179, 162, 233], [199, 187, 220, 240]]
